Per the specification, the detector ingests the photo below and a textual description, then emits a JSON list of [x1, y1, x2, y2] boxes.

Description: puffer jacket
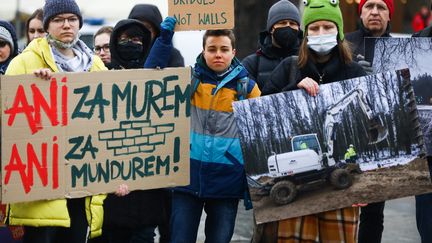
[[128, 3, 184, 67], [174, 54, 260, 199], [5, 37, 107, 239]]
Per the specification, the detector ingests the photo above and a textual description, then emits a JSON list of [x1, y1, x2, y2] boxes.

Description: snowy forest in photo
[[370, 37, 432, 154], [233, 70, 421, 176]]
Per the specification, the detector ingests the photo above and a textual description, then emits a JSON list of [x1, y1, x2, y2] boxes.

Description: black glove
[[357, 54, 373, 75]]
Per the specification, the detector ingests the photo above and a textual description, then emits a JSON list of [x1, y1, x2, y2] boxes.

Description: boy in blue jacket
[[170, 29, 261, 243]]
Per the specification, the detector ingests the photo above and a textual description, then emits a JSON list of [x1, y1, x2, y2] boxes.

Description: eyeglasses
[[51, 16, 79, 26], [118, 37, 143, 45], [0, 40, 8, 48], [94, 44, 110, 53]]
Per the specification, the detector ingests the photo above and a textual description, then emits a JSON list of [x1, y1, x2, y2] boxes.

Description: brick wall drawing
[[98, 120, 175, 156]]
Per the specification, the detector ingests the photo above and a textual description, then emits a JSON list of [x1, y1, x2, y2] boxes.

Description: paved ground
[[193, 196, 421, 242]]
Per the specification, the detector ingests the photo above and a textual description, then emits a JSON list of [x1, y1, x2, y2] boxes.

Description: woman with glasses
[[93, 26, 113, 67], [4, 0, 107, 242], [0, 20, 18, 74]]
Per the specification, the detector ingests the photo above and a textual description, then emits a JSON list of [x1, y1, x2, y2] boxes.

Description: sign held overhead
[[168, 0, 234, 31]]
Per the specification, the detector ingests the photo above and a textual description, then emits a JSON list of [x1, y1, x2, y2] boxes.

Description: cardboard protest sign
[[233, 69, 432, 224], [1, 68, 191, 203], [367, 37, 432, 155], [168, 0, 234, 31]]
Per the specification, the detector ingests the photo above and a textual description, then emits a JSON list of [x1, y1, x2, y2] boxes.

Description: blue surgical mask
[[307, 33, 338, 55]]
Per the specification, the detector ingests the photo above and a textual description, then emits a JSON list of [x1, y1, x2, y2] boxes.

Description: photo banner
[[168, 0, 234, 31], [233, 69, 432, 224], [367, 37, 432, 155], [1, 68, 191, 203]]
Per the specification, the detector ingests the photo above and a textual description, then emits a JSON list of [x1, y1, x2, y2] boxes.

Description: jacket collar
[[194, 54, 247, 83], [25, 38, 59, 72], [301, 49, 342, 83]]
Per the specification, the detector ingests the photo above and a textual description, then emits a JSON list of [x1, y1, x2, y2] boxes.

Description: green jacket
[[5, 38, 107, 239]]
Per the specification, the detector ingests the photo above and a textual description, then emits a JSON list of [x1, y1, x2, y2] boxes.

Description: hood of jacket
[[110, 19, 152, 70], [0, 20, 19, 73], [257, 29, 301, 59], [128, 4, 162, 37]]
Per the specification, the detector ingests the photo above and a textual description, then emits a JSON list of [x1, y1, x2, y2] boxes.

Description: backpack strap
[[191, 66, 249, 101], [190, 67, 200, 98], [236, 77, 249, 101]]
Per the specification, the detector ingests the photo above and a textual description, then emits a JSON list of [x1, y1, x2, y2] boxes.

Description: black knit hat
[[43, 0, 83, 31], [267, 0, 300, 31]]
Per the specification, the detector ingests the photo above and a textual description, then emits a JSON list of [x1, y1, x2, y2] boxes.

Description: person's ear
[[232, 48, 236, 56]]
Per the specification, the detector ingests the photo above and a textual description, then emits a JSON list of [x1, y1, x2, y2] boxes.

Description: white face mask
[[307, 33, 338, 55]]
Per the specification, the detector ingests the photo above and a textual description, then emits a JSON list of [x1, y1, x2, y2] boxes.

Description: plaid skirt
[[258, 207, 359, 243]]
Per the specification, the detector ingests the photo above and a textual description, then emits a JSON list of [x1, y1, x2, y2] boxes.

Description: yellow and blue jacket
[[175, 55, 260, 202]]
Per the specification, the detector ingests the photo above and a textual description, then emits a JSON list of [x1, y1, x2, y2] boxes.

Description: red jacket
[[412, 12, 432, 32]]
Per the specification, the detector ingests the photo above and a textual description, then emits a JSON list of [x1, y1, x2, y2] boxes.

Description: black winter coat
[[263, 49, 366, 96], [128, 4, 184, 67], [345, 23, 391, 63], [242, 31, 300, 90]]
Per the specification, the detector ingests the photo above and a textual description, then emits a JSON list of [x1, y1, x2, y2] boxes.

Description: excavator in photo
[[251, 88, 388, 205]]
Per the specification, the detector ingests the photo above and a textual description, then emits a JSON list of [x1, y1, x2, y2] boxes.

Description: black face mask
[[273, 26, 299, 50], [117, 41, 144, 61]]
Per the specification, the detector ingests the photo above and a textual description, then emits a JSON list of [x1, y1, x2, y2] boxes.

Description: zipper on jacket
[[197, 80, 219, 197]]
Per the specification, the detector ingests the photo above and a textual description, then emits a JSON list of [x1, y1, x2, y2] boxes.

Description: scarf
[[48, 34, 94, 72]]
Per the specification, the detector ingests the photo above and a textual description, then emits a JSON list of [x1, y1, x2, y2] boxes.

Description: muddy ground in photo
[[250, 158, 432, 224]]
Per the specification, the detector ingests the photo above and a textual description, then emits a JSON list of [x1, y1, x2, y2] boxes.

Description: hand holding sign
[[33, 68, 53, 80]]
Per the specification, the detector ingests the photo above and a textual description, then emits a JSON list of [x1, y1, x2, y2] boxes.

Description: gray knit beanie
[[267, 0, 301, 31], [43, 0, 83, 31], [0, 26, 14, 54]]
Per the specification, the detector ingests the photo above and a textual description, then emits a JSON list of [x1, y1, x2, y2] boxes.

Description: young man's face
[[203, 36, 236, 73], [47, 13, 80, 43], [360, 0, 390, 36]]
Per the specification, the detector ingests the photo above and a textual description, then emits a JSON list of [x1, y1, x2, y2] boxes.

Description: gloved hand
[[357, 54, 373, 75], [160, 16, 176, 44], [161, 16, 176, 32]]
